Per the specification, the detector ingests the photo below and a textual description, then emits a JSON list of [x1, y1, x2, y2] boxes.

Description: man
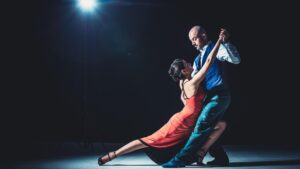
[[162, 26, 241, 167]]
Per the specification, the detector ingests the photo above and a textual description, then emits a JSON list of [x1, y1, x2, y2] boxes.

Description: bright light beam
[[77, 0, 98, 12]]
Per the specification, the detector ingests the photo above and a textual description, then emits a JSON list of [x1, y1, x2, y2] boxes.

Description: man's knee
[[194, 121, 211, 134]]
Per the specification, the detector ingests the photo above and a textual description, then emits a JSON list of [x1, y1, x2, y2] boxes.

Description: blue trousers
[[173, 87, 231, 163]]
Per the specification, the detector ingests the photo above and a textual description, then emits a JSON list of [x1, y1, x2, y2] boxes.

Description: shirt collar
[[200, 41, 212, 54]]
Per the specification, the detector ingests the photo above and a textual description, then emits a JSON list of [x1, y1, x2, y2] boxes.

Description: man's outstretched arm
[[216, 29, 241, 64]]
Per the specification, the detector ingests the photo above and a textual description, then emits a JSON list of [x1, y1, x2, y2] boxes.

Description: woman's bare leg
[[196, 121, 227, 160], [99, 139, 148, 165], [115, 139, 148, 156]]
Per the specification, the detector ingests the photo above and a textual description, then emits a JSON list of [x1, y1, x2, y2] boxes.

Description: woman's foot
[[98, 151, 117, 165], [206, 155, 229, 166], [195, 149, 207, 166]]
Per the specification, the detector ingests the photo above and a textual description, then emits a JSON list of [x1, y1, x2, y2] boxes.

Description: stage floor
[[6, 145, 300, 169]]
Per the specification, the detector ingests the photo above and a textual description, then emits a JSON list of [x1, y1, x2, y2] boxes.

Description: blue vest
[[194, 42, 224, 91]]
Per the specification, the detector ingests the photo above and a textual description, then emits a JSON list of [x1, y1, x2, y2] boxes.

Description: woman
[[98, 29, 227, 166]]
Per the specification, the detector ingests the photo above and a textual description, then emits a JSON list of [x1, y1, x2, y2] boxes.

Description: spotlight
[[77, 0, 98, 12]]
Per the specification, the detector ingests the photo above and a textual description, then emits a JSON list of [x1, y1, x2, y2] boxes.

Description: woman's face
[[183, 60, 194, 75]]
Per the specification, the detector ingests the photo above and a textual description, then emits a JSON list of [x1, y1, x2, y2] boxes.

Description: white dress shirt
[[192, 41, 241, 77]]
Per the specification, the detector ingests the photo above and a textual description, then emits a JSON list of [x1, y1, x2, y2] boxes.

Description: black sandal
[[195, 149, 207, 166], [98, 151, 117, 165]]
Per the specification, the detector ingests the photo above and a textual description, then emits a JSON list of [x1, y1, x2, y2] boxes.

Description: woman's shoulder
[[179, 80, 183, 89], [180, 79, 190, 88]]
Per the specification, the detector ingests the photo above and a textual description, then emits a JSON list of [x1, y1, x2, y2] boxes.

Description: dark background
[[2, 0, 299, 148]]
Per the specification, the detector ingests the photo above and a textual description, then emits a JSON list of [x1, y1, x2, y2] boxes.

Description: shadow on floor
[[228, 159, 300, 167], [102, 159, 300, 167]]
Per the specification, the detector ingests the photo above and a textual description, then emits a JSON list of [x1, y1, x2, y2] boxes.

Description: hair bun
[[168, 61, 185, 82]]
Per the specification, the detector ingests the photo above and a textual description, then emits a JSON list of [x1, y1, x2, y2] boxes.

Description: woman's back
[[140, 87, 205, 148]]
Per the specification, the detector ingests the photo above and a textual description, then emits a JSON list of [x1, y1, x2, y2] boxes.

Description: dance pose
[[98, 29, 227, 166], [162, 26, 241, 167]]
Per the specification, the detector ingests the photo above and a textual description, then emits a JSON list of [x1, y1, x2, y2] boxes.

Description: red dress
[[140, 87, 205, 148]]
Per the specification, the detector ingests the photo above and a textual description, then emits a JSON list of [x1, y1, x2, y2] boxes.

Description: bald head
[[188, 25, 208, 51], [189, 25, 206, 38]]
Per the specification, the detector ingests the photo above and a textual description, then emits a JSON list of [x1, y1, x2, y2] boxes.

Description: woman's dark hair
[[168, 59, 186, 82]]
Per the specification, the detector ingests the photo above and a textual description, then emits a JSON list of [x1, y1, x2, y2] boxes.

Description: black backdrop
[[2, 0, 300, 145]]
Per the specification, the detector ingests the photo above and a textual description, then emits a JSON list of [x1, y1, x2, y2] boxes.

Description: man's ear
[[201, 33, 207, 41]]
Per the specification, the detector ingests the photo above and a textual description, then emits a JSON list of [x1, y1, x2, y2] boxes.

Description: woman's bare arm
[[181, 92, 186, 105]]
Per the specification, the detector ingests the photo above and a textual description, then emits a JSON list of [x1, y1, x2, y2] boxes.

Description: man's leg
[[207, 139, 229, 166], [195, 121, 227, 165], [162, 92, 231, 168], [207, 104, 230, 166]]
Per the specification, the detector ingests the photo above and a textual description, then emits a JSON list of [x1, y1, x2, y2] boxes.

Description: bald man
[[162, 26, 241, 167]]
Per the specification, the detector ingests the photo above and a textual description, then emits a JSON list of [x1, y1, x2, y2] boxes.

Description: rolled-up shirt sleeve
[[217, 43, 241, 64]]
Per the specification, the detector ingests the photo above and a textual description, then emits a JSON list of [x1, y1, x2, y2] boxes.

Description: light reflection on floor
[[9, 146, 300, 169]]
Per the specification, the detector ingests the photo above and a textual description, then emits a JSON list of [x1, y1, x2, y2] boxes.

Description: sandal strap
[[98, 151, 116, 166], [98, 156, 105, 165], [107, 152, 111, 161], [198, 148, 206, 158], [113, 151, 117, 158]]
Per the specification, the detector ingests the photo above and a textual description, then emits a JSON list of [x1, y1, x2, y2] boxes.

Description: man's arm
[[216, 43, 241, 64], [216, 30, 241, 64]]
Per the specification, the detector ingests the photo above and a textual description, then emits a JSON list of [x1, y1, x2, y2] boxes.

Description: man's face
[[189, 29, 207, 51]]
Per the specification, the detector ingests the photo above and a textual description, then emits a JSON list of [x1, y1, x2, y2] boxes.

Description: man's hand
[[219, 28, 230, 43]]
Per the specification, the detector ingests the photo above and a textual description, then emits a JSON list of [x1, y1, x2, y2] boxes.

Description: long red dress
[[140, 87, 205, 148]]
